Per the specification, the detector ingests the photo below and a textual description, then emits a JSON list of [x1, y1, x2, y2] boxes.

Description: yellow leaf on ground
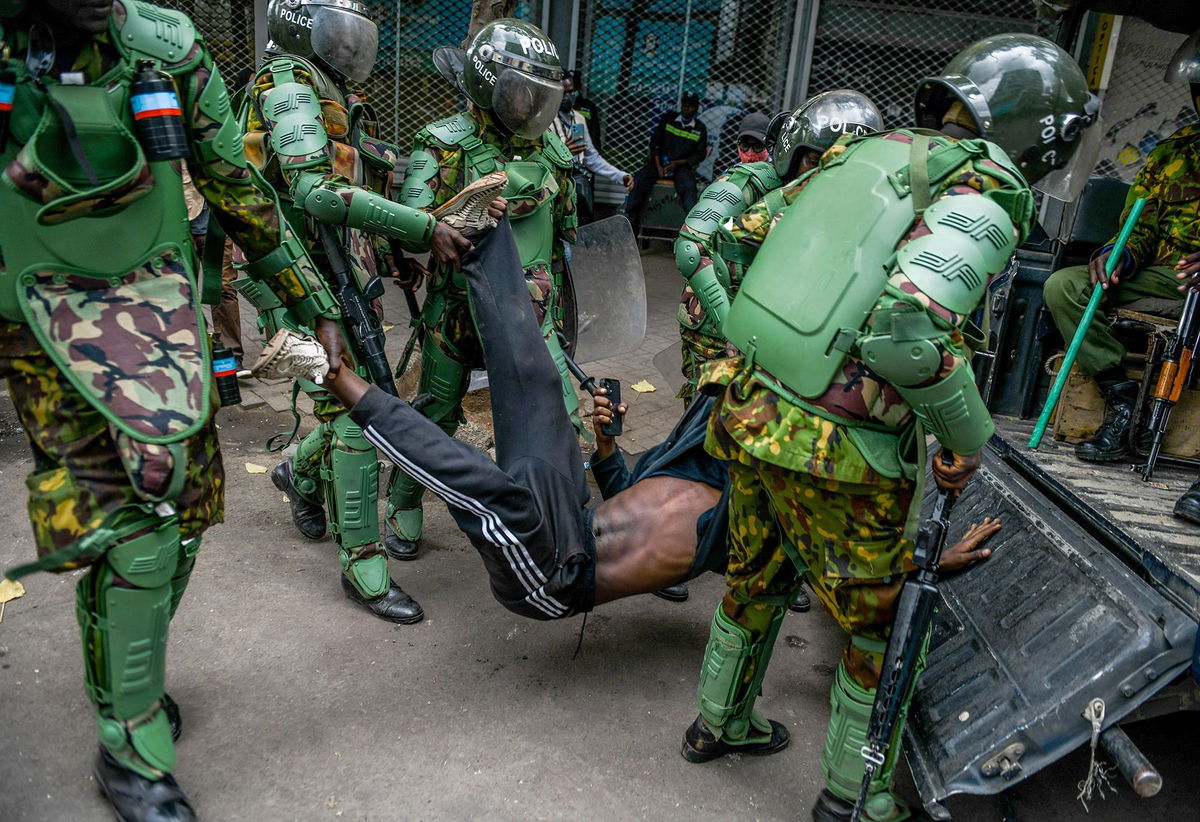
[[631, 380, 657, 393], [383, 324, 396, 333], [0, 577, 25, 603], [245, 462, 268, 474]]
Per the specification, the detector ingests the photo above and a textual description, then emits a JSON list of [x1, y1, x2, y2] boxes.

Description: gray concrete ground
[[1, 248, 1197, 821]]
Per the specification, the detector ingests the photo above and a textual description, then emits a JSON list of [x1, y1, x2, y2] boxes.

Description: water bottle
[[130, 59, 188, 160]]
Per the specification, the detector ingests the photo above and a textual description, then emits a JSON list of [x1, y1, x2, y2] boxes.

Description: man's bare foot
[[939, 517, 1001, 575]]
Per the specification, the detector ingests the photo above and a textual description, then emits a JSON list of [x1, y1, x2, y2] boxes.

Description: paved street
[[1, 248, 1196, 821]]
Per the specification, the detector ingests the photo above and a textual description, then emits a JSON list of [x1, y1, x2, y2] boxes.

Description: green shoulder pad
[[421, 113, 478, 149], [194, 59, 245, 171], [263, 81, 322, 124], [540, 131, 574, 169], [728, 161, 781, 201], [115, 0, 197, 67], [683, 178, 747, 239]]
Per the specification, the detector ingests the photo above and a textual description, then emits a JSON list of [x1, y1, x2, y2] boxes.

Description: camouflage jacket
[[244, 53, 402, 286], [702, 131, 1031, 483], [400, 107, 577, 292], [1109, 124, 1200, 270]]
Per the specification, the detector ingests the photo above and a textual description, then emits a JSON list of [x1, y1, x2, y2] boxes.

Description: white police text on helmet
[[810, 114, 871, 137], [278, 7, 314, 29], [513, 33, 558, 60]]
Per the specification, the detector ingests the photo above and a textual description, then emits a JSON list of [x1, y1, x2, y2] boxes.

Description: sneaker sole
[[433, 171, 508, 232]]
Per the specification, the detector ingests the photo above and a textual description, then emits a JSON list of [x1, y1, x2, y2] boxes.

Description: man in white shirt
[[553, 74, 632, 224]]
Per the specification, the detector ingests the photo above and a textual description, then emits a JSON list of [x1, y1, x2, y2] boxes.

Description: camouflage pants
[[677, 326, 726, 404], [718, 448, 915, 692], [0, 333, 223, 567]]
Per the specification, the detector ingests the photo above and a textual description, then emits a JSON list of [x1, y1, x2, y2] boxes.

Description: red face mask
[[738, 146, 769, 164]]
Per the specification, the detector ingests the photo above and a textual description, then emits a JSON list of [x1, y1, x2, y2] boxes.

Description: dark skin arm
[[425, 197, 509, 269], [939, 517, 1000, 575], [1089, 249, 1126, 290], [930, 446, 982, 493], [1175, 250, 1200, 292], [591, 389, 627, 461]]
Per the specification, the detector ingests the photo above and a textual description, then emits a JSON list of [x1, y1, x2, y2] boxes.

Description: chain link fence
[[805, 0, 1056, 127], [362, 0, 545, 152], [578, 0, 801, 183], [165, 0, 258, 87], [1091, 16, 1199, 183]]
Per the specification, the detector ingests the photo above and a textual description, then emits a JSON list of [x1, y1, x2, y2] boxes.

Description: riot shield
[[567, 214, 647, 364]]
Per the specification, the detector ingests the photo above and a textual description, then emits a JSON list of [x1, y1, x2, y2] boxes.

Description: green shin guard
[[168, 537, 200, 620], [543, 330, 584, 434], [821, 661, 911, 822], [340, 550, 390, 599], [76, 515, 182, 779], [385, 468, 425, 541], [696, 605, 786, 743], [323, 413, 381, 550], [292, 422, 330, 507]]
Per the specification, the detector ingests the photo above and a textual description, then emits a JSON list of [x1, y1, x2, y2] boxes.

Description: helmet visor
[[493, 66, 563, 139], [1035, 113, 1102, 202], [310, 5, 378, 83], [1166, 30, 1200, 83]]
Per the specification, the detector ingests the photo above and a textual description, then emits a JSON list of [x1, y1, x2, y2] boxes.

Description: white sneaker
[[433, 171, 508, 235], [251, 329, 330, 385]]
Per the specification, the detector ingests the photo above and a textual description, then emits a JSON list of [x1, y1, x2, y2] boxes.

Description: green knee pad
[[292, 422, 330, 506], [418, 336, 470, 427], [323, 413, 381, 550], [543, 331, 583, 432], [696, 604, 786, 742], [76, 513, 181, 778], [820, 660, 910, 822], [385, 468, 426, 538], [340, 549, 390, 599], [168, 536, 201, 619]]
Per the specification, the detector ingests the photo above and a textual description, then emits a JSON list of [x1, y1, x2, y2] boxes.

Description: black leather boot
[[94, 748, 197, 822], [340, 575, 424, 624], [1075, 379, 1138, 463], [383, 525, 420, 561], [811, 789, 853, 821], [1174, 478, 1200, 524], [680, 714, 790, 763], [653, 582, 689, 602], [271, 460, 327, 540]]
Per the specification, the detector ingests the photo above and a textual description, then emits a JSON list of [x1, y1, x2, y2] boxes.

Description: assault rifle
[[1140, 289, 1200, 480], [316, 222, 399, 398], [851, 455, 957, 822]]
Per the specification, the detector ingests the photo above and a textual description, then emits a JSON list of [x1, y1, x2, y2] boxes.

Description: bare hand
[[392, 256, 428, 291], [429, 223, 473, 270], [592, 388, 627, 461], [621, 173, 633, 191], [1175, 251, 1200, 292], [487, 196, 508, 222], [565, 136, 586, 156], [1089, 249, 1124, 289], [939, 517, 1001, 575], [314, 316, 347, 379], [931, 447, 981, 494]]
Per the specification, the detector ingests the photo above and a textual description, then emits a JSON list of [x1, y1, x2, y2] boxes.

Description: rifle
[[1140, 289, 1200, 480], [851, 454, 958, 822], [316, 222, 399, 398]]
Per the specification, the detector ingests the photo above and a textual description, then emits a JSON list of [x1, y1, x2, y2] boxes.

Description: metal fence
[[804, 0, 1056, 127], [1090, 16, 1199, 183], [362, 0, 545, 152], [165, 0, 258, 87], [577, 0, 802, 182]]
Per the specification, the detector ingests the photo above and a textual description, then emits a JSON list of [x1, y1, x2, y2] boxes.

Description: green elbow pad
[[895, 365, 993, 455], [306, 188, 435, 247]]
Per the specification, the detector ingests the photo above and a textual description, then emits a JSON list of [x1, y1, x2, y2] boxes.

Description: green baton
[[1029, 197, 1146, 448]]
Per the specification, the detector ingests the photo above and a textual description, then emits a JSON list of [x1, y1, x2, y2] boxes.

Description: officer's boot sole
[[93, 748, 196, 822], [340, 575, 424, 624], [271, 461, 327, 540]]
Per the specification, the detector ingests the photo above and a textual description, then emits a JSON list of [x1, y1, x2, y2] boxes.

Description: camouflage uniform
[[694, 131, 1031, 818], [386, 107, 577, 548], [1044, 124, 1200, 376], [242, 55, 414, 588], [0, 0, 334, 788]]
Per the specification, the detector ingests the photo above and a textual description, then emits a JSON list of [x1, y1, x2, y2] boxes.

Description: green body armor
[[504, 159, 558, 273]]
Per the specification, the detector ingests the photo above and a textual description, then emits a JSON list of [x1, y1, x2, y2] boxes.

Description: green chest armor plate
[[502, 159, 558, 271], [0, 55, 209, 445], [724, 136, 925, 399]]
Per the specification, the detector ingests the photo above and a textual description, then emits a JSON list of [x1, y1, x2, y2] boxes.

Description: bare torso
[[591, 476, 721, 604]]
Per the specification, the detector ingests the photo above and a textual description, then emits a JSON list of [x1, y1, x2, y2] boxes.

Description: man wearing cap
[[626, 92, 708, 237]]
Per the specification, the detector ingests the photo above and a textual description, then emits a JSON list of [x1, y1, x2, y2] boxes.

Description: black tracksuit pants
[[351, 220, 594, 620]]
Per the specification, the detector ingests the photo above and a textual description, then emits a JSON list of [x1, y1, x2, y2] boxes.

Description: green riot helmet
[[914, 33, 1099, 192], [1166, 29, 1200, 83], [773, 90, 883, 179], [266, 0, 379, 83], [461, 19, 564, 139]]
